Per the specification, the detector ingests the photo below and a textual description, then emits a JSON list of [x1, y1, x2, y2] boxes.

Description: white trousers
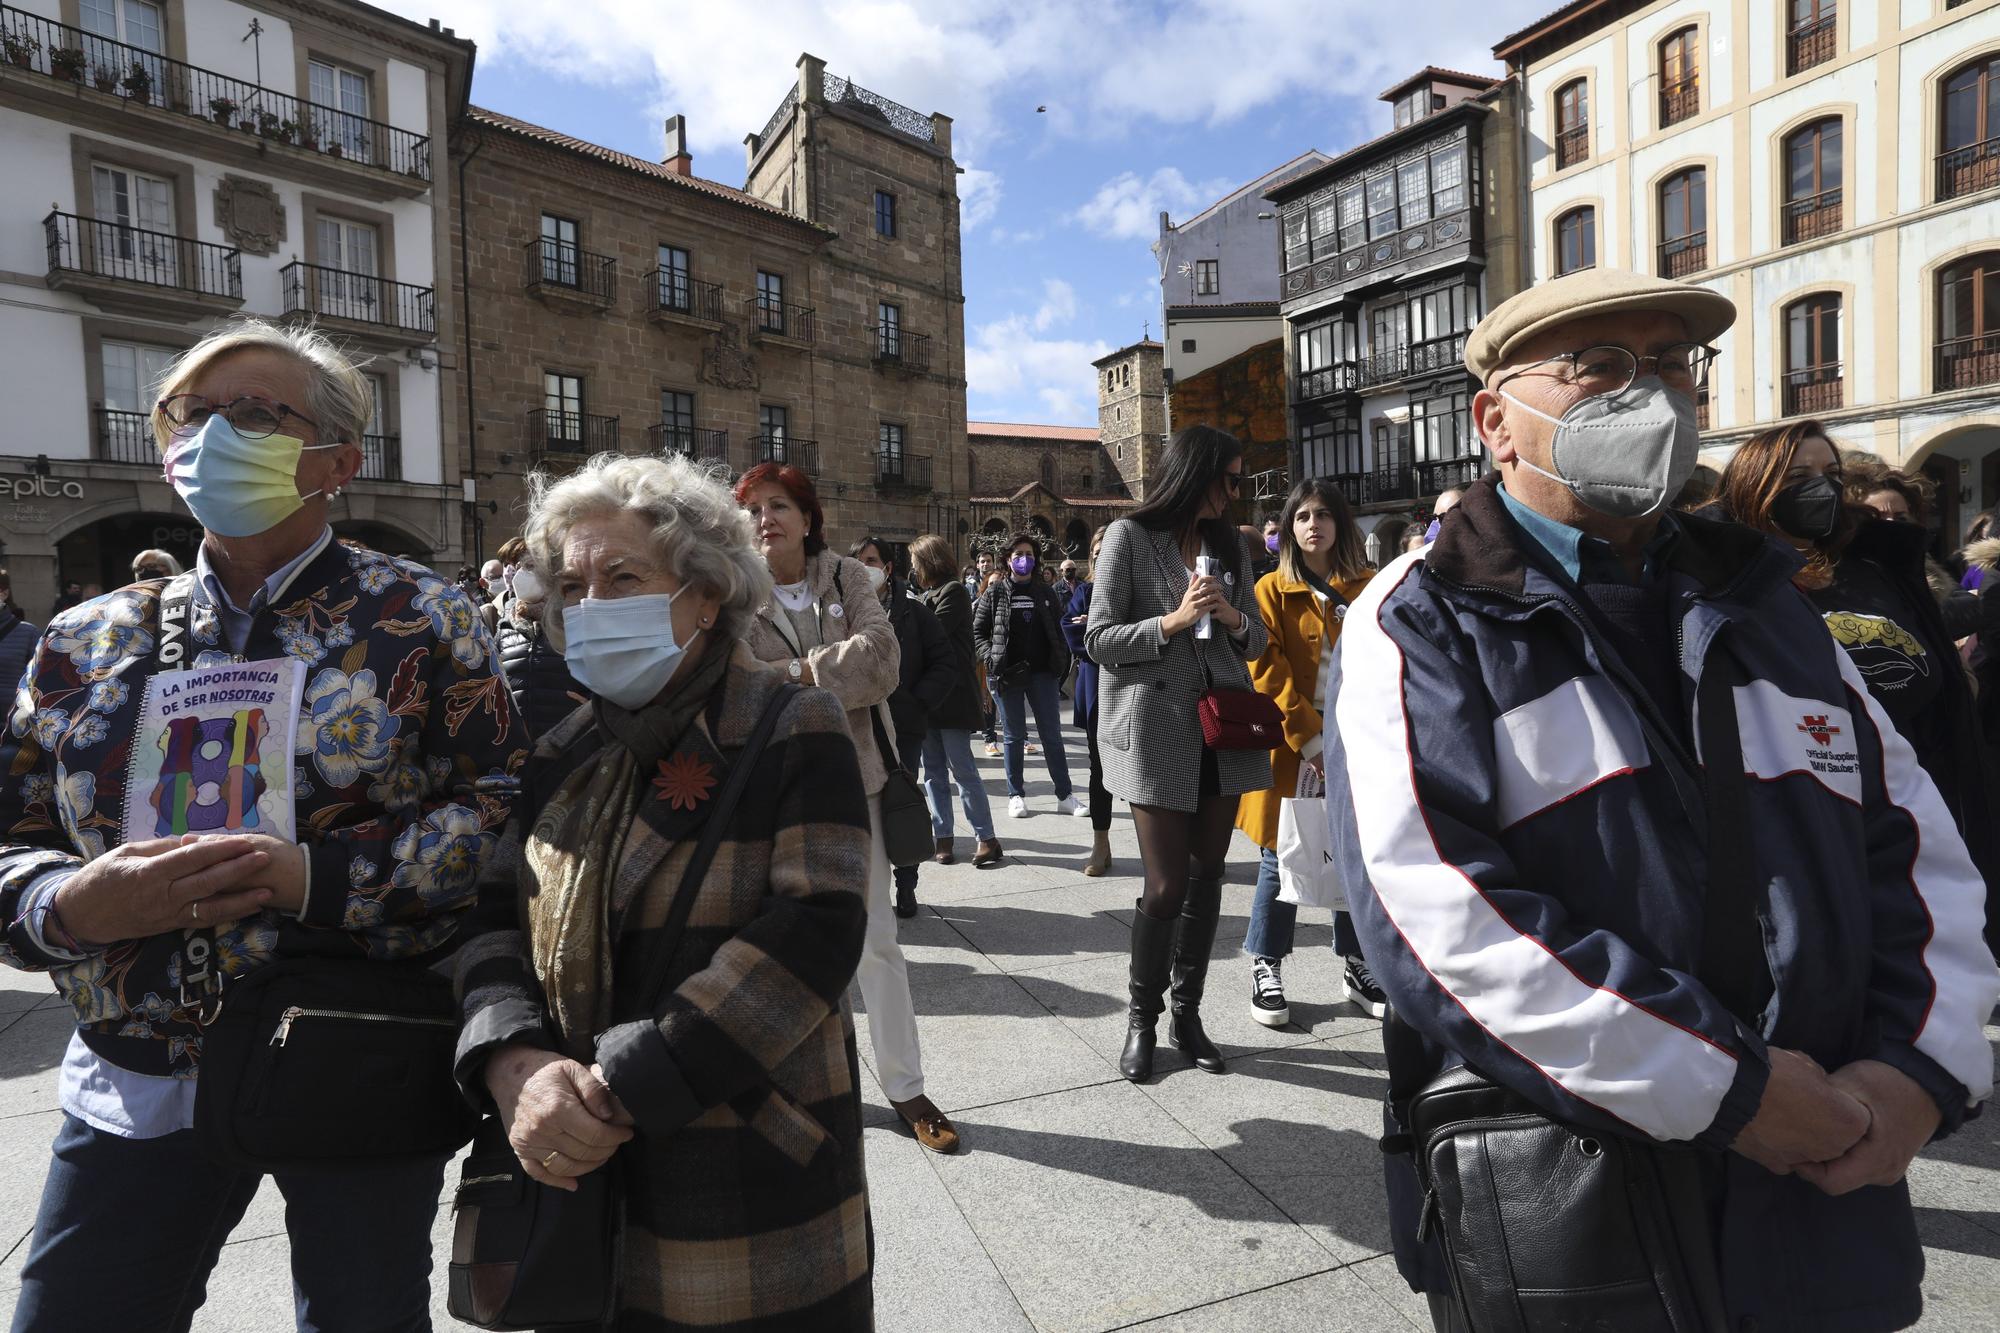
[[858, 793, 926, 1102]]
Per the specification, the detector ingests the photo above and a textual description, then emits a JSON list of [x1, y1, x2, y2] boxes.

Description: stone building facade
[[1095, 339, 1166, 500], [451, 53, 967, 566], [966, 421, 1132, 562]]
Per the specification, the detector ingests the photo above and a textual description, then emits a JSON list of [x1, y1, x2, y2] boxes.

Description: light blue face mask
[[560, 587, 699, 710], [163, 415, 340, 538]]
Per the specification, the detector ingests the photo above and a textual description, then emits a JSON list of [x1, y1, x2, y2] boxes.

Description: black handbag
[[1384, 649, 1762, 1333], [447, 684, 798, 1332], [869, 707, 934, 869]]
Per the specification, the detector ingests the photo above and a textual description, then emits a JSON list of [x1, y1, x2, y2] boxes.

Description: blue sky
[[388, 0, 1554, 424]]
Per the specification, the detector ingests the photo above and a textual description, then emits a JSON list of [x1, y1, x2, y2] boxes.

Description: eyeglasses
[[156, 394, 320, 440], [1221, 471, 1243, 493], [1491, 342, 1718, 399]]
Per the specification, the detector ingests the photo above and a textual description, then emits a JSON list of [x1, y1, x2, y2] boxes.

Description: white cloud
[[1032, 278, 1076, 331], [1071, 167, 1235, 242], [958, 164, 1003, 231], [965, 279, 1108, 427]]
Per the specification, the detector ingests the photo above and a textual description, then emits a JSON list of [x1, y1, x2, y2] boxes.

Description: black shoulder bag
[[1386, 651, 1761, 1333], [178, 577, 475, 1169], [447, 684, 798, 1332]]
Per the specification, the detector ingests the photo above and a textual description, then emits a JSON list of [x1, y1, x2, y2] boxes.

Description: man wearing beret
[[1323, 268, 1998, 1332]]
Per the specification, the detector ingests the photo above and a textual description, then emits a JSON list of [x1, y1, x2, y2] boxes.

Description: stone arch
[[1062, 518, 1091, 556]]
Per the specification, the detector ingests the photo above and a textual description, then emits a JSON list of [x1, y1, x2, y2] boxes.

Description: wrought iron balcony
[[1787, 15, 1836, 76], [1407, 332, 1469, 378], [1357, 348, 1408, 389], [1937, 333, 2000, 392], [752, 296, 816, 342], [649, 424, 730, 468], [754, 433, 818, 474], [875, 452, 932, 491], [1937, 136, 2000, 202], [0, 4, 429, 181], [1414, 453, 1484, 497], [359, 433, 402, 481], [1659, 75, 1699, 128], [1658, 232, 1707, 278], [646, 270, 722, 323], [824, 73, 936, 144], [528, 408, 618, 466], [1294, 364, 1359, 402], [524, 239, 616, 306], [875, 326, 932, 373], [281, 261, 434, 339], [1555, 126, 1589, 170], [1782, 190, 1842, 245], [45, 210, 241, 314], [1783, 367, 1843, 416], [94, 407, 153, 464]]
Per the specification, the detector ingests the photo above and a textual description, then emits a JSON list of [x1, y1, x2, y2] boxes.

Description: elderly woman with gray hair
[[454, 453, 876, 1329]]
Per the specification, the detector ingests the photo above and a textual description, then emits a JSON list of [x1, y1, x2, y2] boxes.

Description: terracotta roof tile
[[1377, 65, 1502, 101], [466, 106, 824, 229]]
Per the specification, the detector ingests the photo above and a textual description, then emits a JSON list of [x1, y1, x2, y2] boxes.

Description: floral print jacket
[[0, 540, 526, 1078]]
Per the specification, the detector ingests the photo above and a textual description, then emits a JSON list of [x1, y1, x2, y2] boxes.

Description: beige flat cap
[[1464, 268, 1736, 383]]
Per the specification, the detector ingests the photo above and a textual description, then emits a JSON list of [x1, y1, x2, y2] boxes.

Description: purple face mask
[[1423, 518, 1442, 544], [1010, 554, 1035, 577], [1264, 533, 1281, 554]]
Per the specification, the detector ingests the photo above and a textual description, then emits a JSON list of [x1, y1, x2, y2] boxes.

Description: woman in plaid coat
[[454, 455, 874, 1330]]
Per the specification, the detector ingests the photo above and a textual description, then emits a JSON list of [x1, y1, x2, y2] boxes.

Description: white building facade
[[1499, 0, 2000, 540], [0, 0, 472, 615]]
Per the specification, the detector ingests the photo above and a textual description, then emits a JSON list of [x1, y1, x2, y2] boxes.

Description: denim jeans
[[1242, 844, 1360, 961], [12, 1113, 447, 1332], [920, 726, 995, 842], [996, 670, 1073, 800]]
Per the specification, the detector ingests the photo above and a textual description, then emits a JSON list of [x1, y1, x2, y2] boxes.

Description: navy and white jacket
[[1326, 477, 1997, 1333]]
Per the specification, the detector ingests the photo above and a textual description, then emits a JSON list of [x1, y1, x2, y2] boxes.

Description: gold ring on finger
[[541, 1149, 561, 1168], [190, 901, 200, 923]]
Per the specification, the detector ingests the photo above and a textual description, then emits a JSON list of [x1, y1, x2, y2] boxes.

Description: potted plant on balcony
[[209, 95, 237, 126], [293, 121, 317, 151], [326, 139, 343, 159], [2, 31, 41, 68], [120, 60, 151, 100], [91, 65, 116, 92], [256, 108, 282, 140], [48, 45, 84, 82]]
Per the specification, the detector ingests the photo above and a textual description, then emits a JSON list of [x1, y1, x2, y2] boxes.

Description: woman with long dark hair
[[1716, 422, 2000, 949], [1086, 427, 1269, 1081], [1236, 480, 1378, 1027]]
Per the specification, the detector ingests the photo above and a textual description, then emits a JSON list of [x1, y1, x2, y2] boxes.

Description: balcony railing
[[1659, 75, 1699, 128], [875, 452, 932, 490], [528, 408, 618, 465], [1658, 232, 1708, 278], [754, 433, 818, 474], [1295, 365, 1359, 402], [45, 210, 240, 298], [824, 73, 936, 144], [359, 433, 402, 481], [646, 270, 722, 323], [1357, 348, 1407, 388], [648, 424, 730, 468], [0, 3, 429, 179], [281, 261, 434, 336], [875, 326, 932, 372], [1787, 14, 1836, 76], [753, 297, 816, 342], [1781, 190, 1842, 245], [525, 239, 616, 305], [1783, 367, 1843, 416], [1937, 136, 2000, 203], [1408, 332, 1469, 377], [1414, 454, 1485, 497], [1555, 125, 1589, 170], [95, 407, 153, 464], [1937, 332, 2000, 391]]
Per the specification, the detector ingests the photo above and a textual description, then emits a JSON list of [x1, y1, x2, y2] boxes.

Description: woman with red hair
[[733, 463, 959, 1154]]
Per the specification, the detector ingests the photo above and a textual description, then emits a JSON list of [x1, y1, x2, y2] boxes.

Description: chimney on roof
[[662, 115, 692, 176]]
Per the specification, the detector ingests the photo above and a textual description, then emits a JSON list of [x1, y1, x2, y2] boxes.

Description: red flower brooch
[[652, 752, 718, 810]]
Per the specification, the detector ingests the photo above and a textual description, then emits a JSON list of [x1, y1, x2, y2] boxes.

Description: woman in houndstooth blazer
[[1086, 426, 1270, 1083]]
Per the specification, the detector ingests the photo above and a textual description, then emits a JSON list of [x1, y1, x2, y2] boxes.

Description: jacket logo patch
[[1797, 714, 1841, 747]]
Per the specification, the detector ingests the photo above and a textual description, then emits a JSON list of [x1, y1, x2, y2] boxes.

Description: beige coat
[[743, 548, 901, 794]]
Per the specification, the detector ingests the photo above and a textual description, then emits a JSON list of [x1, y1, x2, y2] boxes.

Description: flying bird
[[1036, 105, 1047, 113]]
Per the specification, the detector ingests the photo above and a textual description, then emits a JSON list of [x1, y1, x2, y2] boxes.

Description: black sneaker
[[1342, 955, 1388, 1019], [1249, 956, 1289, 1028], [894, 881, 918, 919]]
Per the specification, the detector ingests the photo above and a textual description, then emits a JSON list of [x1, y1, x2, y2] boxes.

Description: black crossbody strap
[[621, 683, 798, 1022], [1691, 648, 1772, 1023]]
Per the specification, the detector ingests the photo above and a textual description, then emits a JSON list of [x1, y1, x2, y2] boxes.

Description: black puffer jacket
[[884, 581, 956, 772], [495, 613, 589, 742]]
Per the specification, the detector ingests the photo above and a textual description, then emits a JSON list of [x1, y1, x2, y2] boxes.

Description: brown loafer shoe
[[972, 838, 1003, 867], [934, 837, 956, 865], [890, 1095, 961, 1154]]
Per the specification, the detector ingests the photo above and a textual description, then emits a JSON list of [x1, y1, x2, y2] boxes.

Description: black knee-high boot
[[1120, 900, 1176, 1082], [1168, 873, 1226, 1073]]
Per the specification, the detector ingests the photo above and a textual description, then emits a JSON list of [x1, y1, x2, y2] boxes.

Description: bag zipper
[[269, 1004, 455, 1046]]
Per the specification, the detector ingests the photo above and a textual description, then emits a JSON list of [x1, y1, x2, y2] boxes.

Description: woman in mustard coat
[[1236, 479, 1376, 1027]]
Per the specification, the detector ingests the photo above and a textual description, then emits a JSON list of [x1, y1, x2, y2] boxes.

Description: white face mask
[[560, 587, 699, 710], [1499, 375, 1699, 520], [864, 565, 888, 594], [511, 569, 546, 604]]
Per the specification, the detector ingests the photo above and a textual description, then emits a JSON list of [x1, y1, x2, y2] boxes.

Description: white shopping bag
[[1276, 765, 1343, 909]]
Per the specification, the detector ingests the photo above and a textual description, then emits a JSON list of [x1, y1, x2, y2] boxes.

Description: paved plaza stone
[[0, 721, 1997, 1330]]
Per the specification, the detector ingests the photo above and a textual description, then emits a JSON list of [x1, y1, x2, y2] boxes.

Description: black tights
[[1130, 794, 1238, 920]]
